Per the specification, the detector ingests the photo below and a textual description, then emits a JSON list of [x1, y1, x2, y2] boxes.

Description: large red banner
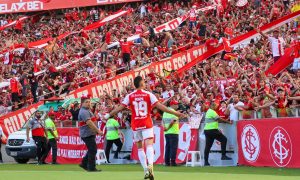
[[0, 101, 43, 143], [131, 124, 199, 164], [0, 0, 141, 14], [46, 128, 104, 164], [237, 118, 300, 168]]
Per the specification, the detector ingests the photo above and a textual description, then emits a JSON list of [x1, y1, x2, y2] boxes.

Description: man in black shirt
[[27, 69, 38, 103]]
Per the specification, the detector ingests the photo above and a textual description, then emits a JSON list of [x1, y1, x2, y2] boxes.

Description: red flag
[[222, 37, 233, 52], [265, 47, 295, 76]]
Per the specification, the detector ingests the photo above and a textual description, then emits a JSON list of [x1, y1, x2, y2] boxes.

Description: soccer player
[[105, 76, 185, 180]]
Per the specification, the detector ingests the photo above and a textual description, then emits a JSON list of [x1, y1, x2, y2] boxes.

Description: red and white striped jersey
[[122, 90, 158, 131]]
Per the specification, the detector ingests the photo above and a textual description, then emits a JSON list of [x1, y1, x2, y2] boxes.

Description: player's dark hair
[[134, 76, 143, 89]]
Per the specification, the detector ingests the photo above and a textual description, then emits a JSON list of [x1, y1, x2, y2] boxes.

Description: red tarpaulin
[[266, 43, 300, 76]]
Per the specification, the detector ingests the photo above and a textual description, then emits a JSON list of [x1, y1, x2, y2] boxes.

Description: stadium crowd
[[0, 0, 300, 122]]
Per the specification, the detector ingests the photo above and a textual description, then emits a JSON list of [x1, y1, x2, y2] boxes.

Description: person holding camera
[[162, 100, 180, 166]]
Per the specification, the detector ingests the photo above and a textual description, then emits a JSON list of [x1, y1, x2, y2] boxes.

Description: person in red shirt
[[105, 76, 185, 180], [205, 34, 219, 51], [120, 38, 135, 70], [217, 101, 229, 119], [10, 77, 21, 109], [105, 28, 111, 44]]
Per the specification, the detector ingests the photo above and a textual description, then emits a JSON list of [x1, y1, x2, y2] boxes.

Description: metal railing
[[238, 107, 300, 120]]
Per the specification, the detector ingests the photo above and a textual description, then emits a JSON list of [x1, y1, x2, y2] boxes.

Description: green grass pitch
[[0, 164, 299, 180]]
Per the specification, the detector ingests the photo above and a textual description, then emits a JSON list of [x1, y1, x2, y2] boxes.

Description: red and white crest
[[241, 124, 260, 162], [269, 126, 292, 167]]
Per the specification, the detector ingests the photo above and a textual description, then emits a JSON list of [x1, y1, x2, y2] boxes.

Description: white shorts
[[133, 128, 154, 142]]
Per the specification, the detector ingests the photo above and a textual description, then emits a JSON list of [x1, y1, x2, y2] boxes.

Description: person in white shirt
[[227, 94, 245, 121], [257, 29, 286, 62], [225, 94, 244, 165], [140, 3, 147, 18], [161, 84, 175, 99]]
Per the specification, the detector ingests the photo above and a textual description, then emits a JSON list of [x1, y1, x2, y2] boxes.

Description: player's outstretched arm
[[107, 105, 126, 118], [155, 102, 185, 118]]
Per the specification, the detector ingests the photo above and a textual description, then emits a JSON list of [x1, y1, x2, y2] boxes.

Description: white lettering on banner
[[57, 149, 87, 158], [59, 136, 69, 144], [0, 4, 7, 12], [0, 1, 44, 13], [177, 124, 192, 161], [2, 106, 38, 135]]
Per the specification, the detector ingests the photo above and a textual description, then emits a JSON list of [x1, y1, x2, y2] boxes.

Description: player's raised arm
[[154, 102, 185, 118], [106, 104, 126, 118]]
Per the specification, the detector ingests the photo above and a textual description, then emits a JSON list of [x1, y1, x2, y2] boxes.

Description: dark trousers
[[32, 136, 48, 163], [204, 129, 227, 163], [46, 138, 57, 163], [81, 135, 97, 170], [165, 134, 179, 165], [101, 52, 108, 62], [123, 53, 130, 70], [105, 138, 123, 162], [31, 83, 38, 103]]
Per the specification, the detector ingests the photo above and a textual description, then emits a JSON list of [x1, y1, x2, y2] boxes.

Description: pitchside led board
[[238, 118, 300, 168]]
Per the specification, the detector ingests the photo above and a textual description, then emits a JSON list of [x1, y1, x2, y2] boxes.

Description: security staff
[[45, 112, 59, 164], [163, 100, 180, 166], [78, 97, 103, 172], [26, 110, 48, 165], [105, 116, 123, 163], [204, 103, 232, 166]]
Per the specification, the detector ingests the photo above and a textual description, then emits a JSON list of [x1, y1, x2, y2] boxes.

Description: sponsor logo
[[0, 1, 44, 13], [241, 124, 260, 162], [269, 126, 292, 167]]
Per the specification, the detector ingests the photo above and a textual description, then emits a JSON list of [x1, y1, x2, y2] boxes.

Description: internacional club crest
[[241, 124, 260, 162], [269, 126, 292, 167]]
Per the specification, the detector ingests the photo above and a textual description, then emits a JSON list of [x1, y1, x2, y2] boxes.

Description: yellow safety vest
[[204, 109, 219, 130]]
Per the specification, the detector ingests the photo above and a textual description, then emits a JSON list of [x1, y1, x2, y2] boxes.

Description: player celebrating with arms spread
[[105, 76, 185, 180]]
